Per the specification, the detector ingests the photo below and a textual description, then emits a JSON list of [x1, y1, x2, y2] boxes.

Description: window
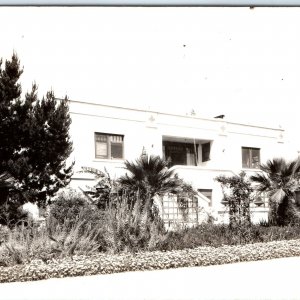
[[163, 141, 198, 167], [198, 189, 212, 206], [95, 133, 124, 159], [242, 147, 260, 169], [202, 142, 210, 162]]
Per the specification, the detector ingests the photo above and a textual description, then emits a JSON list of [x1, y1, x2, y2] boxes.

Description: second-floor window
[[202, 142, 210, 162], [95, 133, 124, 159], [242, 147, 260, 169], [163, 141, 198, 167]]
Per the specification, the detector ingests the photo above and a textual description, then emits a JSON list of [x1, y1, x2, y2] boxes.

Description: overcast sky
[[1, 7, 300, 148]]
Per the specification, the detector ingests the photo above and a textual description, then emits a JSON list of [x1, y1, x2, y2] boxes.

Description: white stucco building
[[67, 99, 297, 224]]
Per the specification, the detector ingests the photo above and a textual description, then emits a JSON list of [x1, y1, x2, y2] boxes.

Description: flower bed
[[1, 239, 300, 283]]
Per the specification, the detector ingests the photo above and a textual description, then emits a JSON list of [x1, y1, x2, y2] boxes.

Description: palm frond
[[292, 157, 300, 178], [270, 188, 286, 204], [250, 172, 272, 192], [252, 157, 300, 204], [118, 154, 193, 200], [79, 166, 106, 179]]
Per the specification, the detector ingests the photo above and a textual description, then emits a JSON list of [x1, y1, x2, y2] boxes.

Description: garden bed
[[1, 239, 300, 283]]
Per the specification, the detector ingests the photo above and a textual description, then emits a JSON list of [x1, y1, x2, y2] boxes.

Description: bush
[[215, 172, 253, 228], [154, 223, 300, 251], [0, 197, 28, 227], [3, 186, 300, 278], [103, 194, 167, 253], [0, 216, 106, 267], [49, 190, 102, 228], [250, 158, 300, 226], [2, 202, 300, 273]]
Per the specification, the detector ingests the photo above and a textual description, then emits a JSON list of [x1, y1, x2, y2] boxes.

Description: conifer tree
[[0, 53, 73, 207]]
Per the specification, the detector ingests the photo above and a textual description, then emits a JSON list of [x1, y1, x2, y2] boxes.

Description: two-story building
[[67, 99, 296, 224]]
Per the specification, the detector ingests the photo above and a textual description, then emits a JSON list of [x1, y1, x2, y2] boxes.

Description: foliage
[[103, 193, 167, 253], [0, 217, 104, 267], [119, 154, 177, 197], [2, 219, 300, 269], [46, 217, 104, 257], [80, 167, 119, 209], [215, 172, 253, 228], [2, 238, 300, 283], [0, 53, 73, 208], [49, 188, 168, 254], [118, 154, 197, 211], [0, 172, 16, 189], [81, 155, 197, 220], [2, 185, 300, 276], [0, 197, 28, 227], [155, 223, 300, 251], [49, 189, 102, 228], [0, 190, 167, 266], [250, 158, 300, 226]]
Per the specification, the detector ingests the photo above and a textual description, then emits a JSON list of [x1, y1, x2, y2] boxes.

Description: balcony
[[162, 136, 212, 168]]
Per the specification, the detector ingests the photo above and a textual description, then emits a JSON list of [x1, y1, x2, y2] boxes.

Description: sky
[[1, 7, 300, 148]]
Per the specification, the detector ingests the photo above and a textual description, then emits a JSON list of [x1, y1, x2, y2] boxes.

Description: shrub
[[49, 189, 101, 228], [49, 190, 86, 223], [102, 193, 167, 253], [118, 154, 197, 216], [2, 207, 300, 271], [154, 223, 300, 251], [0, 197, 28, 227], [0, 215, 106, 267], [215, 172, 253, 228], [250, 158, 300, 226]]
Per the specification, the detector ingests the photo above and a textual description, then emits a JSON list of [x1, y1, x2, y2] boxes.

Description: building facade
[[68, 99, 295, 224]]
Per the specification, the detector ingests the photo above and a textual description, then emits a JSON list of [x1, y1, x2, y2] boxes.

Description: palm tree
[[250, 157, 300, 225], [119, 154, 194, 211]]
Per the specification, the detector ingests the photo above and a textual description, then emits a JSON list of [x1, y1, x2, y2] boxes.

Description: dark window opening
[[242, 147, 260, 169], [163, 141, 198, 167], [202, 142, 211, 162]]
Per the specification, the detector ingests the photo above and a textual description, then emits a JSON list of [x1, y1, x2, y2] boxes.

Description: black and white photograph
[[0, 3, 300, 300]]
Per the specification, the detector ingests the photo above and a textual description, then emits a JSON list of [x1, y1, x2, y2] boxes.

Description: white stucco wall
[[68, 99, 298, 213]]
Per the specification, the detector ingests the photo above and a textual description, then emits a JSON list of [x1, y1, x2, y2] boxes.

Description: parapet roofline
[[57, 98, 284, 132]]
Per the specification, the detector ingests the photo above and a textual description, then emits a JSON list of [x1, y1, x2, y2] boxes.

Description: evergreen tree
[[0, 53, 73, 208]]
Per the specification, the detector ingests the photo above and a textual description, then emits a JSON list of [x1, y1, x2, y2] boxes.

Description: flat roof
[[59, 98, 284, 132]]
